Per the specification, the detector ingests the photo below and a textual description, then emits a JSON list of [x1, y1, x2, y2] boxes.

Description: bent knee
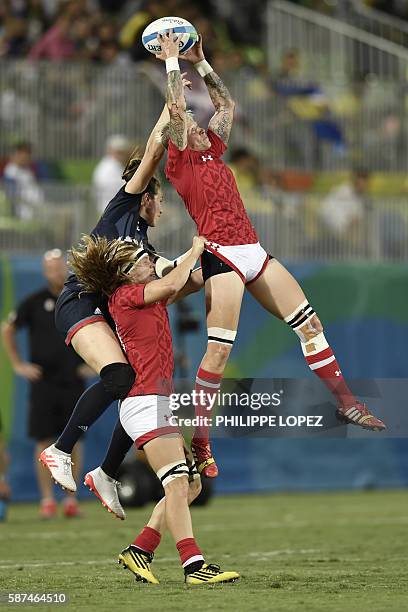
[[100, 362, 135, 400], [203, 341, 233, 371], [285, 301, 323, 342], [298, 314, 323, 341], [165, 475, 189, 499]]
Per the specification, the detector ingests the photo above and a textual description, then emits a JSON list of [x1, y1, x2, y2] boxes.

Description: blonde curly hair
[[68, 235, 142, 296]]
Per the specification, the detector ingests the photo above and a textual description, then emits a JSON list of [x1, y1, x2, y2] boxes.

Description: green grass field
[[1, 491, 408, 611]]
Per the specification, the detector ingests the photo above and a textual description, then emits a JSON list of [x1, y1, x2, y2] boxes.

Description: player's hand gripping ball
[[142, 16, 197, 55]]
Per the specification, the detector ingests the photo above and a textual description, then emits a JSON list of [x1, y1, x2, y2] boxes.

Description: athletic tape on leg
[[208, 327, 237, 345], [157, 461, 189, 487], [301, 332, 329, 356]]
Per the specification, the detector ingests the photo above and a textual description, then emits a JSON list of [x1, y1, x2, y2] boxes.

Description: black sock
[[100, 418, 134, 479], [184, 560, 204, 575], [56, 381, 114, 453]]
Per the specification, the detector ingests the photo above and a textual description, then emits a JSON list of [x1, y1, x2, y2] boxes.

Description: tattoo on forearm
[[204, 71, 234, 143], [166, 70, 186, 148], [204, 71, 233, 108], [167, 70, 183, 106]]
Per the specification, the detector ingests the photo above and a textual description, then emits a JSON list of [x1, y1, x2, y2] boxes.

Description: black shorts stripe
[[208, 336, 234, 345]]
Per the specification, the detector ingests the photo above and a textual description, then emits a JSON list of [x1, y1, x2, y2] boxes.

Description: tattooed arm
[[205, 71, 235, 144], [156, 31, 188, 151], [182, 35, 235, 144], [166, 68, 188, 150]]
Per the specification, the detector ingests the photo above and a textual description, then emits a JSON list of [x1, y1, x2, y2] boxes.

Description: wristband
[[194, 59, 213, 77], [165, 57, 180, 73]]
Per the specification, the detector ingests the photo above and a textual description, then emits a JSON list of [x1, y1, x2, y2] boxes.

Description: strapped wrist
[[165, 57, 180, 73], [194, 59, 213, 77]]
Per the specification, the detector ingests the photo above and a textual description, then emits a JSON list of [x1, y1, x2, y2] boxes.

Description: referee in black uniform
[[1, 249, 87, 519]]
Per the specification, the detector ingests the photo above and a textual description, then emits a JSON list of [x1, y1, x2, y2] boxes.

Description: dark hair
[[68, 234, 140, 296], [122, 148, 161, 194]]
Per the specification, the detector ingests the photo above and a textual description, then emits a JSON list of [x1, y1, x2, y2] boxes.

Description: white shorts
[[120, 395, 180, 449], [205, 241, 269, 284]]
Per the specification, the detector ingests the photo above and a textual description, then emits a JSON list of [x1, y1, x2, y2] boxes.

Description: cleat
[[62, 497, 82, 518], [39, 499, 57, 519], [39, 444, 76, 492], [84, 467, 126, 520], [185, 563, 239, 585], [118, 546, 159, 584], [191, 439, 218, 478], [336, 401, 386, 432]]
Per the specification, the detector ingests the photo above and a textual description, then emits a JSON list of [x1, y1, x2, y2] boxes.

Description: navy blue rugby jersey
[[65, 186, 154, 294]]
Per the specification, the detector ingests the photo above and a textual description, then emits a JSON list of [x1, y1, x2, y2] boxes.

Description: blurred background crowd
[[0, 0, 407, 262]]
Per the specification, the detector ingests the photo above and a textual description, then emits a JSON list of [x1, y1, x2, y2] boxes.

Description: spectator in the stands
[[229, 147, 261, 193], [92, 134, 131, 214], [229, 147, 271, 212], [271, 48, 345, 160], [3, 141, 43, 219], [119, 0, 176, 62], [319, 168, 370, 236], [0, 15, 29, 57]]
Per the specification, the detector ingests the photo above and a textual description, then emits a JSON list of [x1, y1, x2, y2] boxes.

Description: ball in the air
[[142, 16, 198, 55]]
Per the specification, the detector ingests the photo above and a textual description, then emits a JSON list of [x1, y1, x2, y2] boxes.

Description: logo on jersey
[[201, 154, 213, 162], [94, 307, 102, 315]]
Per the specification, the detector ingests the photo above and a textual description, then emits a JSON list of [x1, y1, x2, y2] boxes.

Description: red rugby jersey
[[108, 283, 173, 397], [165, 130, 258, 246]]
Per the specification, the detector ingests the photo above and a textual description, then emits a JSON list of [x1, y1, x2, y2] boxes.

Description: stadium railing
[[346, 1, 408, 49], [0, 181, 90, 252], [1, 58, 407, 171], [1, 181, 406, 262], [267, 0, 408, 81]]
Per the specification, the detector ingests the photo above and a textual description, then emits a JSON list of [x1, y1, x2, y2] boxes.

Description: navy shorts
[[55, 287, 106, 346]]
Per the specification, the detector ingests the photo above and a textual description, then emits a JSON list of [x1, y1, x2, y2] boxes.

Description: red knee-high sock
[[176, 537, 204, 568], [192, 367, 222, 443], [304, 346, 355, 408], [132, 526, 161, 554]]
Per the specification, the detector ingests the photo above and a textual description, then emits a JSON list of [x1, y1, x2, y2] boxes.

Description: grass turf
[[0, 491, 407, 611]]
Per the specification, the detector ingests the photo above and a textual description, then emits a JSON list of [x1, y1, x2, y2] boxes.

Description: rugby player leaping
[[156, 31, 386, 478]]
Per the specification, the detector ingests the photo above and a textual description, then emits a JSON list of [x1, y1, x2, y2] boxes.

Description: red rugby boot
[[191, 439, 218, 478], [336, 401, 386, 431]]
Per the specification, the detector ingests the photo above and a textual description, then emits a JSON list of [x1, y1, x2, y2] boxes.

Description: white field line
[[0, 530, 111, 540], [0, 549, 324, 571], [199, 516, 408, 531]]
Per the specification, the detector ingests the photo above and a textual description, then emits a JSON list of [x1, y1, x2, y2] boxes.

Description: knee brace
[[157, 461, 189, 487], [100, 363, 135, 400], [208, 327, 237, 347], [284, 300, 327, 356]]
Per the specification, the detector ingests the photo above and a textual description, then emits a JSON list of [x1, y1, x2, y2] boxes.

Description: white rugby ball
[[142, 16, 198, 56]]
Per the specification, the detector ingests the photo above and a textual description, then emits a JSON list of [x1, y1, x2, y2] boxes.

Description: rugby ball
[[142, 16, 198, 56]]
